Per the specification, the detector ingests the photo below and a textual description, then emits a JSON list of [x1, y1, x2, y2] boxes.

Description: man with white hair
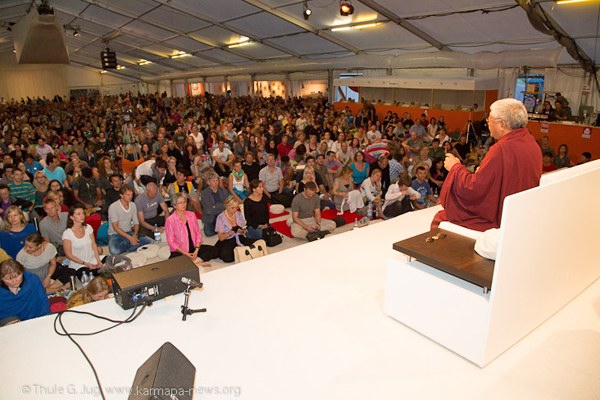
[[433, 98, 542, 231]]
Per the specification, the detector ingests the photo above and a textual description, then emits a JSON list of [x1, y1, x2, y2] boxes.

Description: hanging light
[[339, 0, 354, 16], [303, 0, 312, 20]]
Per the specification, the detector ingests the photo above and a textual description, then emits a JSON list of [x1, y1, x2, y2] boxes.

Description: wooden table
[[392, 229, 495, 291]]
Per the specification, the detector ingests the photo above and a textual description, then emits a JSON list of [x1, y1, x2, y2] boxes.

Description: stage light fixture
[[340, 0, 354, 16], [303, 1, 312, 20]]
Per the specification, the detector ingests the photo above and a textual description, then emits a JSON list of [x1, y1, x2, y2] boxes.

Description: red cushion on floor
[[320, 209, 363, 224], [270, 220, 293, 238]]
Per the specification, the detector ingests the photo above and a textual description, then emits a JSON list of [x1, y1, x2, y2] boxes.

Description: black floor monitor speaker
[[129, 342, 196, 400], [112, 256, 200, 309]]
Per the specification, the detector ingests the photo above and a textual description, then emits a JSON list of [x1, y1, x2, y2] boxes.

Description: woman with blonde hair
[[67, 276, 110, 308], [214, 196, 255, 263], [0, 205, 37, 259], [32, 171, 49, 209], [228, 159, 250, 203]]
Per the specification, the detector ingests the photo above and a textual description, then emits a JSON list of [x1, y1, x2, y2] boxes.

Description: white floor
[[2, 207, 599, 400]]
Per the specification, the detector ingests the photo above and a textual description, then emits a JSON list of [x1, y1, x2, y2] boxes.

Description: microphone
[[181, 277, 203, 289]]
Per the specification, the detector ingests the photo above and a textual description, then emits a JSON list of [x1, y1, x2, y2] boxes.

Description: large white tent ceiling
[[0, 0, 599, 82]]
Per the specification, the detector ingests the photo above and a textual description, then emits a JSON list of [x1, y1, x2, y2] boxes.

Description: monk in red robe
[[432, 98, 542, 231]]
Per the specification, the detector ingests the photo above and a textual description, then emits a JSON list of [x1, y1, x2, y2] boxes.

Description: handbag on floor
[[234, 239, 268, 264], [262, 226, 283, 247]]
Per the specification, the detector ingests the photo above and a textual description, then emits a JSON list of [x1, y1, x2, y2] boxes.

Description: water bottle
[[353, 218, 359, 230], [153, 224, 161, 243], [81, 271, 89, 286], [367, 201, 373, 220]]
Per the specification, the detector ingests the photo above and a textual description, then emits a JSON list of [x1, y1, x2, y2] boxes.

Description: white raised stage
[[0, 204, 599, 399]]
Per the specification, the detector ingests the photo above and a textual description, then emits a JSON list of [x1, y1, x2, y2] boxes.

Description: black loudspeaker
[[112, 256, 200, 310], [129, 342, 196, 400], [101, 48, 117, 69]]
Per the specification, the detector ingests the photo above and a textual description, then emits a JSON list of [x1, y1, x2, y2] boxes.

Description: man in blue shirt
[[42, 154, 69, 188], [24, 154, 43, 176], [411, 165, 434, 210]]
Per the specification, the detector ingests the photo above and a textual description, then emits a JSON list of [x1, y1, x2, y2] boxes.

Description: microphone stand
[[181, 284, 207, 321]]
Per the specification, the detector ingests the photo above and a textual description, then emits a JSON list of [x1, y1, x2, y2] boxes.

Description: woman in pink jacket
[[165, 192, 218, 267]]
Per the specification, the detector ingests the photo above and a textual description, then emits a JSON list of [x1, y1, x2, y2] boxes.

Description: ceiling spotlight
[[303, 1, 312, 20], [339, 0, 354, 16]]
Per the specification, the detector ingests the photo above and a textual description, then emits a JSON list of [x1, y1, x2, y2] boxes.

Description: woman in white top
[[360, 168, 383, 218], [189, 126, 204, 152], [62, 205, 102, 280], [228, 159, 249, 203], [382, 176, 420, 219]]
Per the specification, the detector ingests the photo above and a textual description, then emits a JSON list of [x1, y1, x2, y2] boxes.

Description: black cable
[[53, 302, 147, 400], [404, 5, 519, 21]]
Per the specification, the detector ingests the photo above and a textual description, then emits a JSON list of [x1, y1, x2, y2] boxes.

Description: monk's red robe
[[433, 127, 542, 232]]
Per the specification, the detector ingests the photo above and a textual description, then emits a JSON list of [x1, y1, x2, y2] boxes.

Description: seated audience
[[39, 199, 68, 256], [554, 144, 572, 168], [165, 193, 217, 267], [0, 259, 50, 326], [67, 276, 110, 308], [349, 151, 369, 186], [135, 180, 170, 239], [360, 169, 384, 218], [428, 158, 447, 195], [228, 159, 250, 203], [290, 182, 336, 241], [411, 165, 436, 209], [214, 196, 255, 263], [369, 154, 391, 196], [242, 152, 261, 182], [8, 169, 35, 211], [542, 151, 557, 172], [17, 232, 71, 294], [200, 172, 229, 236], [0, 206, 37, 259], [213, 139, 234, 177], [243, 179, 270, 240], [383, 176, 420, 219], [258, 153, 293, 208], [72, 167, 102, 210], [107, 186, 153, 255], [62, 205, 103, 280]]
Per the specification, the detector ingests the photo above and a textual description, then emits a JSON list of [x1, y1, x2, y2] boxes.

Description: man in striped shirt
[[8, 169, 35, 210]]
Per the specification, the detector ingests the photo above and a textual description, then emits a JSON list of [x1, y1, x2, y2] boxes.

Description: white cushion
[[270, 204, 285, 214], [157, 246, 171, 260], [127, 252, 147, 268], [137, 243, 159, 259], [474, 228, 500, 260]]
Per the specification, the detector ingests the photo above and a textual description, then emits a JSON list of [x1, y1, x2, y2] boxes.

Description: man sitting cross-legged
[[290, 181, 336, 242]]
